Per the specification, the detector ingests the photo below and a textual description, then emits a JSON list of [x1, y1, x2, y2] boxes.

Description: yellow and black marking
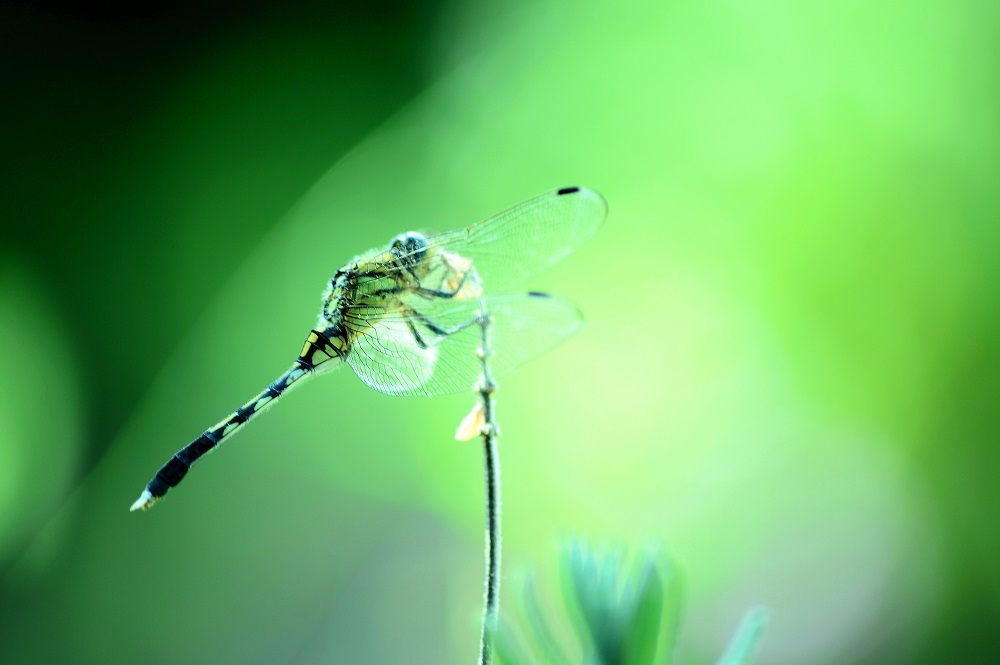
[[141, 325, 349, 504], [299, 326, 349, 368]]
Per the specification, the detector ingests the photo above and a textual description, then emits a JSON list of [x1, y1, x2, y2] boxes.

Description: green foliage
[[716, 607, 768, 665], [497, 541, 766, 665], [1, 0, 996, 660]]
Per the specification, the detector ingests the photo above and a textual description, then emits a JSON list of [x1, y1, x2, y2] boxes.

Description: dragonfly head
[[390, 231, 430, 268]]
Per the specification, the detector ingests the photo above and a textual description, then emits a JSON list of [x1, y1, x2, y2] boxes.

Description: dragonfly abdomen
[[132, 358, 319, 510], [299, 325, 349, 369], [132, 325, 352, 510], [131, 325, 352, 510]]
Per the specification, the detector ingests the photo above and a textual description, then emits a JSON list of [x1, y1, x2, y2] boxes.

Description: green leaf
[[520, 540, 755, 665], [523, 573, 573, 664], [653, 558, 685, 665], [495, 618, 533, 665], [715, 606, 768, 665], [622, 556, 663, 665]]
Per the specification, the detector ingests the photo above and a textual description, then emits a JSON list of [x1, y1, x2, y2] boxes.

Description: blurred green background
[[1, 1, 997, 663]]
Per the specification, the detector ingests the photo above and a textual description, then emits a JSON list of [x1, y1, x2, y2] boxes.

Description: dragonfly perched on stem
[[130, 186, 607, 511]]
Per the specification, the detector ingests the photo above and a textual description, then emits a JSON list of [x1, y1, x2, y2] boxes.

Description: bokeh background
[[1, 1, 997, 663]]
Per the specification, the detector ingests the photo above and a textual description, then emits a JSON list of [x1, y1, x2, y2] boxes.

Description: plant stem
[[477, 313, 501, 665]]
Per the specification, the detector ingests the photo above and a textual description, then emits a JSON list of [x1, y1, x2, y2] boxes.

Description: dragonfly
[[130, 186, 607, 511]]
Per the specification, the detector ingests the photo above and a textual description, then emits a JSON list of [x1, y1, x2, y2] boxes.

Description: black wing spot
[[557, 187, 580, 195], [527, 291, 551, 298]]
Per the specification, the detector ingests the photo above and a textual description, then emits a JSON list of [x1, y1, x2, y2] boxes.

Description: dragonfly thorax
[[320, 269, 352, 323]]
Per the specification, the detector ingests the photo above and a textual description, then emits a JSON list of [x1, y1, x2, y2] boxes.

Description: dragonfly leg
[[403, 306, 478, 349], [415, 268, 470, 299], [404, 317, 432, 350], [366, 285, 404, 298]]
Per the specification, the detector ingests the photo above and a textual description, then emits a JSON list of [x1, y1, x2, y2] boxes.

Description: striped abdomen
[[131, 325, 349, 510]]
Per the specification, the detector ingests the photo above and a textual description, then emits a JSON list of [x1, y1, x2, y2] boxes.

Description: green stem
[[478, 313, 501, 665]]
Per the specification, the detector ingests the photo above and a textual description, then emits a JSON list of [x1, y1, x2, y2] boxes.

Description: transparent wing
[[426, 186, 606, 291], [356, 187, 607, 294], [346, 316, 439, 394], [345, 292, 584, 397]]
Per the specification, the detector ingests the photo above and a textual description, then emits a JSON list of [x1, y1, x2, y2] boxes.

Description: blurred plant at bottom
[[496, 540, 767, 665]]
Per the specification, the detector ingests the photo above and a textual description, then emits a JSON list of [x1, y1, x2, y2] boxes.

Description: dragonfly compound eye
[[391, 231, 430, 267]]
